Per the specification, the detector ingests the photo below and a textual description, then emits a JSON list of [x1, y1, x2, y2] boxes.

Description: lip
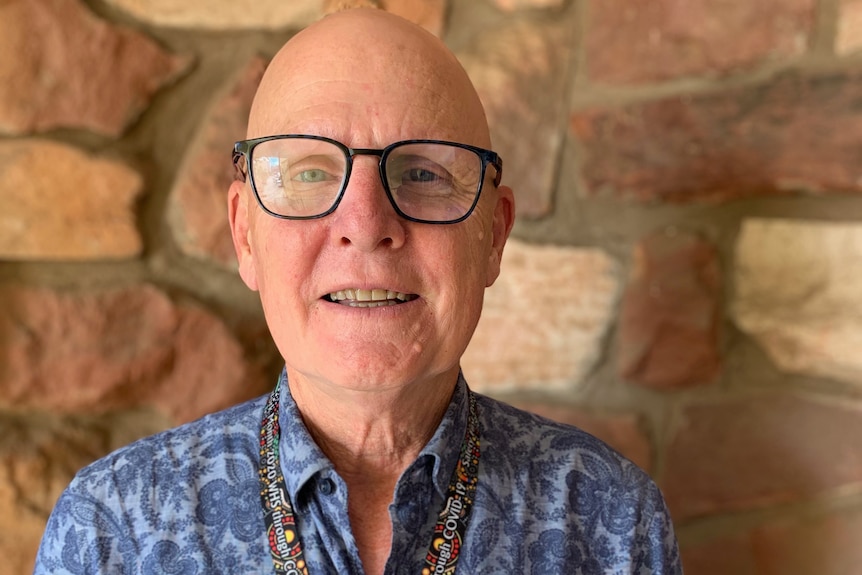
[[319, 285, 420, 308]]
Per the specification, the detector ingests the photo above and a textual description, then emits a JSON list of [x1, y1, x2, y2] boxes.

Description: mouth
[[323, 288, 418, 308]]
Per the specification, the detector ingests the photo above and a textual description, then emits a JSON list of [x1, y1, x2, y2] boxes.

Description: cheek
[[252, 219, 321, 284], [429, 223, 493, 317], [254, 240, 286, 298], [251, 227, 317, 319]]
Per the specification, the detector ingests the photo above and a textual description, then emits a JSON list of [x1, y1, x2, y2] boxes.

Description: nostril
[[339, 235, 395, 248], [331, 201, 406, 250]]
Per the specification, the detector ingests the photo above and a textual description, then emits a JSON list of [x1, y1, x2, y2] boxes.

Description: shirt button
[[318, 478, 335, 495]]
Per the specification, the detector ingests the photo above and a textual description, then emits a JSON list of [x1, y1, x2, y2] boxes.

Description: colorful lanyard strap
[[258, 382, 481, 575]]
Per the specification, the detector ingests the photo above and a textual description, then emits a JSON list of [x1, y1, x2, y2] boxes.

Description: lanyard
[[258, 382, 480, 575]]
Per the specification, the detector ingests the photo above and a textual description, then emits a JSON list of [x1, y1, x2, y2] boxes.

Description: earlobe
[[228, 180, 259, 291], [485, 185, 516, 287]]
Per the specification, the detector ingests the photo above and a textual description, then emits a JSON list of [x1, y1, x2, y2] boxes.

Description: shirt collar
[[277, 369, 335, 500], [414, 371, 470, 498], [276, 368, 471, 500]]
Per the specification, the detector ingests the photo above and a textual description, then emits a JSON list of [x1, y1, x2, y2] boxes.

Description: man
[[35, 7, 681, 574]]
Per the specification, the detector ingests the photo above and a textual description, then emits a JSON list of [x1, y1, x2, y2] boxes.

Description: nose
[[328, 156, 407, 252]]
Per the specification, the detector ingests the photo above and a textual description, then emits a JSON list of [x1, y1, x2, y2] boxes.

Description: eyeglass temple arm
[[232, 149, 248, 182], [491, 156, 503, 188]]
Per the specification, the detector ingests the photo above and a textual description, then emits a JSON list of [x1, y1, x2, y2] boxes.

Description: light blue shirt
[[34, 371, 682, 574]]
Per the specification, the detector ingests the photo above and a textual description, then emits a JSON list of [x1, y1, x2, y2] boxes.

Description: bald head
[[228, 9, 516, 399], [248, 8, 491, 149]]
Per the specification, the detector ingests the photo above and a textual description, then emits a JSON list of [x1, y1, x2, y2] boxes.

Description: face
[[229, 9, 515, 395]]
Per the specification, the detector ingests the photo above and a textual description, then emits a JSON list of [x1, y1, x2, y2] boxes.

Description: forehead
[[248, 11, 489, 148]]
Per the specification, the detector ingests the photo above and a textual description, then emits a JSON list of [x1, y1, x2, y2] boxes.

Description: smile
[[324, 288, 418, 308]]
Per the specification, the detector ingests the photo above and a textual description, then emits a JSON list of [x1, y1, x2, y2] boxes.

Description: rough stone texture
[[459, 18, 574, 217], [680, 508, 862, 575], [168, 57, 266, 268], [680, 533, 759, 575], [462, 239, 620, 391], [585, 0, 815, 85], [323, 0, 447, 36], [752, 507, 862, 575], [105, 0, 319, 30], [0, 0, 190, 137], [323, 0, 379, 10], [378, 0, 447, 36], [617, 229, 722, 389], [0, 284, 271, 423], [837, 0, 862, 55], [0, 410, 170, 575], [512, 402, 651, 471], [733, 219, 862, 386], [0, 140, 143, 260], [663, 393, 862, 521], [491, 0, 566, 11], [570, 70, 862, 202], [110, 0, 447, 34]]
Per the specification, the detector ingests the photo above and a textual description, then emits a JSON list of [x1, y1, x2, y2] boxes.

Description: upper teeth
[[329, 289, 413, 303]]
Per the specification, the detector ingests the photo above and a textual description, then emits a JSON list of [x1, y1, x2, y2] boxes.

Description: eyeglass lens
[[249, 139, 484, 222]]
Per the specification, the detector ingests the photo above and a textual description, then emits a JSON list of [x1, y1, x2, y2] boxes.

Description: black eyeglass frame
[[232, 135, 503, 225]]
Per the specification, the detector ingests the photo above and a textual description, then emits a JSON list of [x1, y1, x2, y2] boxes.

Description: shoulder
[[76, 394, 265, 486], [34, 394, 269, 574], [476, 393, 637, 478], [469, 395, 681, 574], [476, 395, 669, 519]]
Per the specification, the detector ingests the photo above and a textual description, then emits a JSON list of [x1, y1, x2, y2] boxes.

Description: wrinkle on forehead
[[247, 8, 491, 148]]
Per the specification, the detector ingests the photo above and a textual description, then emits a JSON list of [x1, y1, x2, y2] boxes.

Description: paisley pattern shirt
[[34, 371, 682, 574]]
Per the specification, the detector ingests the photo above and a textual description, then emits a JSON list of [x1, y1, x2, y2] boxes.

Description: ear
[[228, 180, 259, 291], [485, 185, 515, 287]]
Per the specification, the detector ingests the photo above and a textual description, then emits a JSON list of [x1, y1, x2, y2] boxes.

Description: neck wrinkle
[[285, 367, 459, 481]]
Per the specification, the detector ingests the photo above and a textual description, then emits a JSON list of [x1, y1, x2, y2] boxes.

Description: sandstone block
[[0, 140, 143, 260], [663, 393, 862, 521], [0, 284, 271, 423], [571, 70, 862, 202], [168, 57, 266, 268], [680, 533, 758, 575], [324, 0, 447, 35], [585, 0, 815, 85], [681, 507, 862, 575], [105, 0, 319, 29], [751, 507, 862, 575], [0, 0, 189, 136], [462, 239, 620, 391], [490, 0, 565, 11], [323, 0, 379, 10], [511, 402, 651, 471], [733, 219, 862, 386], [617, 229, 722, 389], [113, 0, 446, 33], [378, 0, 447, 36], [0, 410, 169, 575], [838, 0, 862, 55], [459, 19, 574, 217]]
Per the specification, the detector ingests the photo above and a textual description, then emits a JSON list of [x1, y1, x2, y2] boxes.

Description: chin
[[303, 355, 454, 394]]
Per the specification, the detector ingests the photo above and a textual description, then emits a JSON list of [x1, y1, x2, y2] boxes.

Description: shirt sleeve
[[640, 488, 684, 574], [33, 482, 135, 575]]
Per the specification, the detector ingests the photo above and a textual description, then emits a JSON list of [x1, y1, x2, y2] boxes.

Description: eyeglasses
[[232, 135, 503, 224]]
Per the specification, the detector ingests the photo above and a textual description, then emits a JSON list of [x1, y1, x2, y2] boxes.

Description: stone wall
[[2, 0, 862, 573]]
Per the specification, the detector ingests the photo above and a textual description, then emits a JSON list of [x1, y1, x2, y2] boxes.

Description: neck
[[285, 368, 459, 482], [281, 367, 464, 575]]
